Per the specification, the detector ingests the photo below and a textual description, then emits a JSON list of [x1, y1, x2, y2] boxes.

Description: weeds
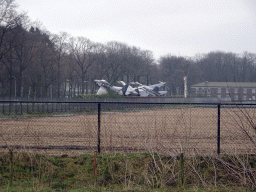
[[0, 152, 255, 191]]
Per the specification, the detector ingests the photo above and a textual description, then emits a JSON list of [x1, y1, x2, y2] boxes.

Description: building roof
[[191, 82, 256, 88]]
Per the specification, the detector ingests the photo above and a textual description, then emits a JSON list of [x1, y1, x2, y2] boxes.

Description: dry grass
[[0, 107, 256, 156]]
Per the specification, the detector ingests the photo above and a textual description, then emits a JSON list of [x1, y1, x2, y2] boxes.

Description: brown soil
[[1, 107, 256, 156]]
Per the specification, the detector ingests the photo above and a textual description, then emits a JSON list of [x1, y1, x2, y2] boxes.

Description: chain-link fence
[[0, 101, 256, 156]]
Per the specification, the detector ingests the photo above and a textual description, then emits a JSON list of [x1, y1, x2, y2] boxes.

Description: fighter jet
[[117, 80, 167, 97], [117, 81, 139, 96], [94, 80, 123, 95], [95, 79, 167, 97], [94, 80, 139, 96], [129, 81, 167, 97]]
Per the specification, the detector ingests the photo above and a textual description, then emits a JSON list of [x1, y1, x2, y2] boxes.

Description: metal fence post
[[20, 102, 23, 115], [217, 104, 221, 154], [9, 102, 11, 115], [98, 103, 101, 154], [32, 103, 35, 113], [15, 102, 17, 114]]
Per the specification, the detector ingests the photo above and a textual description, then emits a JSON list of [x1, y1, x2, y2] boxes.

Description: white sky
[[17, 0, 256, 59]]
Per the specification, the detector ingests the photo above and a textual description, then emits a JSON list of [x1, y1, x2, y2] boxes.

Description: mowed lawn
[[0, 107, 256, 156]]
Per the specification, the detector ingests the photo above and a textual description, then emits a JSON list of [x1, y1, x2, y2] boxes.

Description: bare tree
[[50, 32, 69, 97], [69, 37, 97, 94], [27, 27, 55, 97], [194, 51, 256, 84], [88, 43, 109, 93], [239, 52, 256, 82], [104, 41, 128, 84], [0, 0, 28, 97], [159, 55, 190, 96]]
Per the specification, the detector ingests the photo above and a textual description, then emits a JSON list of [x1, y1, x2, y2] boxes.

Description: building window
[[235, 95, 238, 100], [244, 88, 247, 94], [252, 89, 255, 94], [243, 95, 247, 100], [226, 88, 229, 94], [218, 88, 221, 94], [196, 88, 199, 93], [235, 88, 238, 93], [253, 96, 255, 100], [218, 95, 221, 99]]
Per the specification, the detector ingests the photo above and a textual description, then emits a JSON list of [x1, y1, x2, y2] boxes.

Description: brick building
[[190, 82, 256, 101]]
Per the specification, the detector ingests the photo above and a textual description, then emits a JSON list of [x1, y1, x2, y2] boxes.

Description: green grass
[[0, 104, 98, 119], [0, 102, 197, 119], [0, 152, 255, 191]]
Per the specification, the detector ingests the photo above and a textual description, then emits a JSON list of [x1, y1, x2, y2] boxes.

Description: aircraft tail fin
[[121, 84, 129, 95]]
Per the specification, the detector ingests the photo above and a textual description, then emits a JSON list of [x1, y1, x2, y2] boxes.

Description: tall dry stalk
[[215, 154, 256, 189], [0, 126, 14, 187]]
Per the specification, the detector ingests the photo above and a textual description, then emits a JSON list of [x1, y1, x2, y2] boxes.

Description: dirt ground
[[0, 107, 256, 156]]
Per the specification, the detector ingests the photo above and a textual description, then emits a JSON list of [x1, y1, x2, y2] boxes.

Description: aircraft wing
[[138, 87, 158, 97], [138, 86, 167, 97], [158, 91, 167, 96], [129, 82, 143, 87], [147, 82, 166, 90]]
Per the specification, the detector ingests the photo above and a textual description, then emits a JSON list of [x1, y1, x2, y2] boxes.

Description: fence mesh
[[220, 104, 256, 154], [0, 101, 256, 156]]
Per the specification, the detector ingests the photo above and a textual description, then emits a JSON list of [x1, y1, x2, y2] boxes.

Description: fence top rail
[[0, 100, 256, 106]]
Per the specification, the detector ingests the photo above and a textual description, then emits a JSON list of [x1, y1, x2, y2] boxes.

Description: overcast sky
[[17, 0, 256, 59]]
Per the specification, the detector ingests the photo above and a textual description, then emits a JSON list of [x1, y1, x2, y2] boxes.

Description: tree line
[[1, 0, 256, 98]]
